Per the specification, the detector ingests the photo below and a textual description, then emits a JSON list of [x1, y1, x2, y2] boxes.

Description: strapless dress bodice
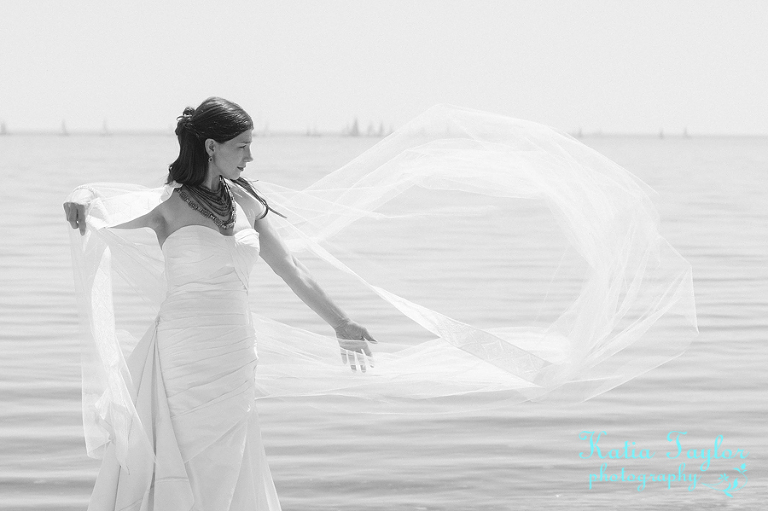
[[158, 225, 260, 327], [161, 224, 260, 294]]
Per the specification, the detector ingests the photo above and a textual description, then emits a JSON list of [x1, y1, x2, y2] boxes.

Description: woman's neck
[[201, 173, 222, 191]]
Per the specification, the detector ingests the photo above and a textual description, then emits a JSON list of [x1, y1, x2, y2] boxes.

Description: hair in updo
[[168, 97, 274, 217], [168, 97, 253, 186]]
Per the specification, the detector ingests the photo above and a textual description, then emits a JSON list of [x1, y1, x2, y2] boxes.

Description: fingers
[[336, 323, 377, 372], [338, 346, 374, 372], [357, 350, 367, 373], [355, 349, 371, 373], [63, 202, 87, 235], [63, 203, 75, 228], [361, 328, 378, 344], [340, 348, 362, 372]]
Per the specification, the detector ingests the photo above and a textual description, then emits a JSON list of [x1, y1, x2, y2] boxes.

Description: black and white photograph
[[0, 1, 765, 509]]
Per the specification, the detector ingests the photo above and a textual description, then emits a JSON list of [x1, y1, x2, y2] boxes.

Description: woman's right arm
[[63, 200, 166, 236]]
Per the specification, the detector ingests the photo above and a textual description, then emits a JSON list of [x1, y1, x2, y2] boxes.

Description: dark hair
[[168, 97, 253, 186], [168, 97, 278, 218]]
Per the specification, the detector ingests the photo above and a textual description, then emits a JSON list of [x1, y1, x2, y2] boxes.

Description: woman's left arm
[[253, 214, 377, 369]]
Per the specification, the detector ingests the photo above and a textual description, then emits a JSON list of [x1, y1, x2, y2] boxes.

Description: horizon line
[[1, 129, 766, 138]]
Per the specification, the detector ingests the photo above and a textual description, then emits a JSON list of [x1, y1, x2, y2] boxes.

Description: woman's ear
[[205, 138, 216, 157]]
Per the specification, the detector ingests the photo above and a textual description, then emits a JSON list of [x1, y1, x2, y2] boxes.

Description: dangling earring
[[208, 155, 213, 163]]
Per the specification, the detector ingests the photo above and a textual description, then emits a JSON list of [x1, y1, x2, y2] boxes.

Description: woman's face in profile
[[210, 130, 253, 180]]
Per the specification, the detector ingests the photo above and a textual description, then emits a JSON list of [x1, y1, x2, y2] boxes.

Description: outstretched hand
[[63, 202, 87, 235], [334, 319, 377, 373]]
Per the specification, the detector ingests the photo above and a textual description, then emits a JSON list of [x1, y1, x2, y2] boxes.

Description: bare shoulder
[[155, 189, 198, 235], [156, 189, 183, 218]]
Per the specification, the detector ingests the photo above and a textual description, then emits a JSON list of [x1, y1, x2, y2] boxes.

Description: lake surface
[[0, 133, 765, 509]]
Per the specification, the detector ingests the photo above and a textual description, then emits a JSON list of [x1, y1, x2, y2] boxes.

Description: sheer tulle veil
[[67, 104, 697, 467]]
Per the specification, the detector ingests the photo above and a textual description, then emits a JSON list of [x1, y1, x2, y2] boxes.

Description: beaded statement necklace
[[178, 177, 236, 230]]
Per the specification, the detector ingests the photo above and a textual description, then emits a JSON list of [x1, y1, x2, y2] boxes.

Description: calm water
[[0, 134, 766, 510]]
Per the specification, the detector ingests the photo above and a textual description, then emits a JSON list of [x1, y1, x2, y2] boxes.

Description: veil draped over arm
[[67, 105, 697, 466]]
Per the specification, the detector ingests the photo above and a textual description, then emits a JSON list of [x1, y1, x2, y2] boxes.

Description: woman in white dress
[[64, 97, 376, 510], [64, 100, 699, 510]]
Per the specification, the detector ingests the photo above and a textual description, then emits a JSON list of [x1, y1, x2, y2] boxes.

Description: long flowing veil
[[67, 104, 697, 467]]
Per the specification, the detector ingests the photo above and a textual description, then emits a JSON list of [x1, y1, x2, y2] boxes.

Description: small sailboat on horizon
[[348, 118, 360, 137]]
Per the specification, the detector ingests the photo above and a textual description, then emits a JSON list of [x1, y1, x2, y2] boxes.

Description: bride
[[64, 97, 376, 510], [64, 98, 697, 510]]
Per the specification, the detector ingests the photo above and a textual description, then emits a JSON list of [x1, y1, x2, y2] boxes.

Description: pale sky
[[1, 0, 766, 135]]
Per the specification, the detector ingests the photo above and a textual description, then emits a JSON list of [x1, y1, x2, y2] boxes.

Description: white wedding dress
[[87, 224, 281, 511], [69, 104, 698, 510]]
